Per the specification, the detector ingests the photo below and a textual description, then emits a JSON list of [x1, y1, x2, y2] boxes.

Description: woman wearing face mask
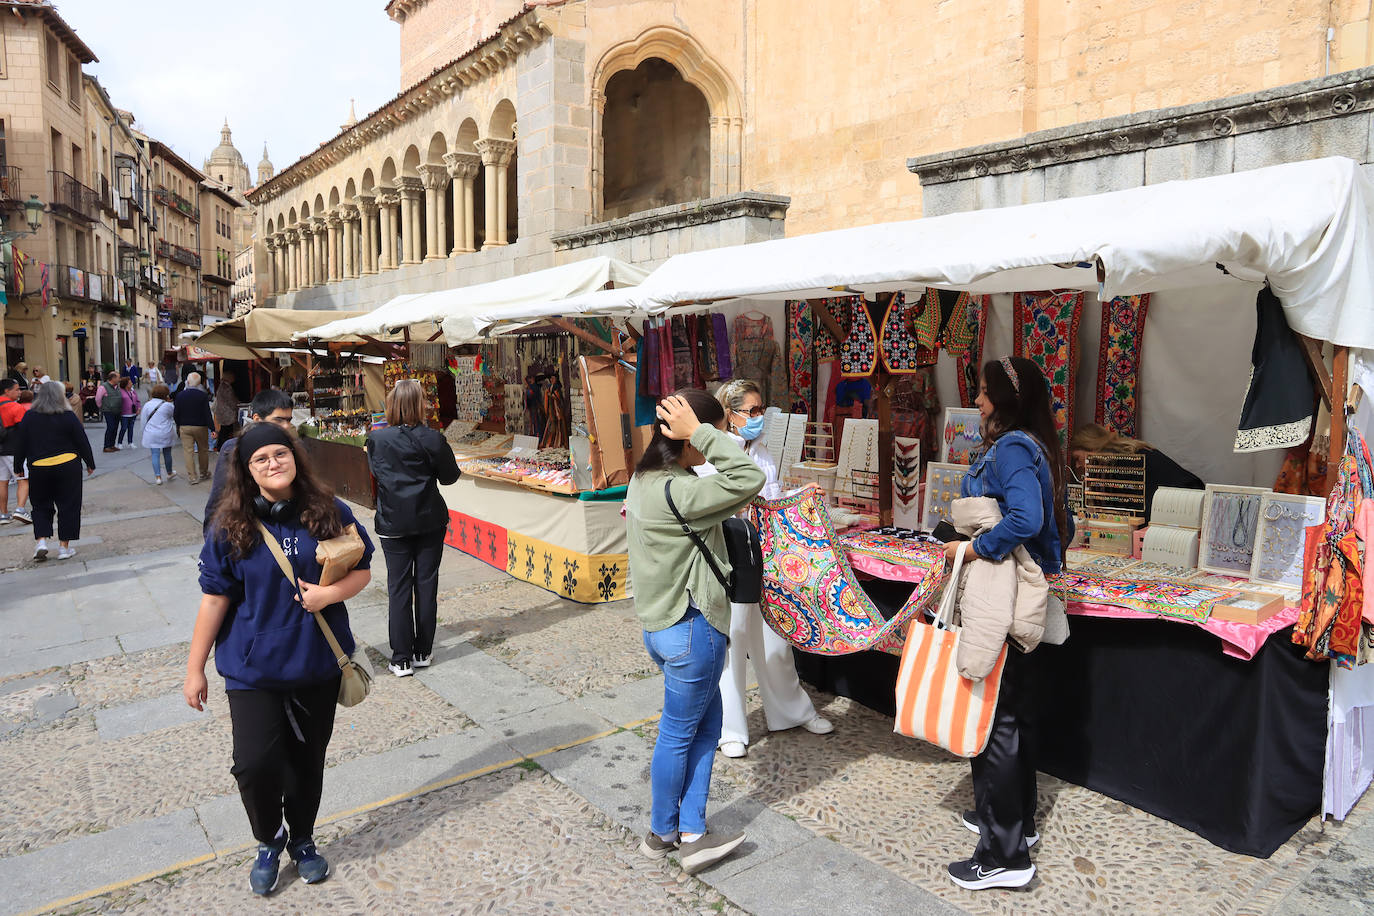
[[711, 379, 832, 759], [625, 389, 765, 876]]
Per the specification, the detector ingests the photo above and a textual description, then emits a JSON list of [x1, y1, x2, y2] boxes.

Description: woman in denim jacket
[[943, 356, 1070, 891]]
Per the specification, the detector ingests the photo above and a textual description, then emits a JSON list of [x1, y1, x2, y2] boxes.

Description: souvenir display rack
[[1083, 453, 1147, 515]]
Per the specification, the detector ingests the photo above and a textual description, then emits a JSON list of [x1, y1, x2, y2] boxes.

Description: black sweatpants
[[28, 460, 83, 541], [226, 678, 339, 846], [382, 528, 446, 664], [102, 412, 119, 449], [969, 648, 1038, 870]]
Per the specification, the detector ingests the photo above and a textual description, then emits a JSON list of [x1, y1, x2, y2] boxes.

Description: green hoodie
[[624, 424, 766, 635]]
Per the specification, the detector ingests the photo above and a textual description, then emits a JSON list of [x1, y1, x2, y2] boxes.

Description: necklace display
[[1250, 493, 1326, 587], [1198, 485, 1268, 575]]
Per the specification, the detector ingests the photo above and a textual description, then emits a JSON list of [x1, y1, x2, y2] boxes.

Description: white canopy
[[540, 157, 1374, 349], [300, 256, 649, 342]]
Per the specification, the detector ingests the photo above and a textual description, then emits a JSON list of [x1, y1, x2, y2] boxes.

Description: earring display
[[1083, 453, 1147, 516], [1249, 492, 1326, 588], [836, 418, 878, 496], [1197, 484, 1271, 576], [921, 462, 969, 531], [892, 435, 922, 529], [1067, 482, 1085, 516], [781, 413, 809, 472], [940, 407, 983, 465], [1142, 524, 1201, 567], [1117, 560, 1198, 582], [1150, 487, 1206, 528]]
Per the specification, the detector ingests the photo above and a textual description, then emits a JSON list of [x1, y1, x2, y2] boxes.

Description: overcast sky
[[55, 0, 398, 179]]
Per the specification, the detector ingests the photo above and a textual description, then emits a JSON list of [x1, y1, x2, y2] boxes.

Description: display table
[[439, 475, 630, 604], [300, 437, 374, 509]]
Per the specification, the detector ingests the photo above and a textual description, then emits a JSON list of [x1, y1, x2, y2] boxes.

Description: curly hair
[[211, 434, 343, 559]]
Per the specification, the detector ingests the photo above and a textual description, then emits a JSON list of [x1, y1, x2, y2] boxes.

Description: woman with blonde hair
[[365, 379, 460, 677], [709, 379, 832, 758], [1067, 423, 1202, 522]]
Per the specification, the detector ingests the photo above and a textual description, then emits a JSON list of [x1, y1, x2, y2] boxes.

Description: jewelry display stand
[[1082, 453, 1146, 556], [1197, 483, 1271, 576], [1142, 524, 1201, 567], [1249, 493, 1326, 588], [940, 407, 983, 465], [1151, 486, 1206, 528], [921, 462, 968, 530]]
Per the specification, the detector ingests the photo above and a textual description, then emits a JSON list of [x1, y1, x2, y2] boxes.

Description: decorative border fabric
[[839, 297, 878, 378], [1013, 291, 1084, 448], [1235, 287, 1315, 453], [787, 299, 814, 399], [955, 294, 988, 409], [1095, 293, 1150, 437]]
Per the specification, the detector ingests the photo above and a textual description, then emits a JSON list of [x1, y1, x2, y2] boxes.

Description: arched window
[[602, 58, 709, 220]]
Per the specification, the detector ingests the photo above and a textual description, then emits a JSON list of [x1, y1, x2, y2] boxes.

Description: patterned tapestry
[[1095, 293, 1151, 437], [787, 299, 814, 399], [879, 292, 922, 373], [955, 294, 988, 409], [839, 297, 878, 378], [813, 297, 849, 360], [1013, 290, 1084, 448]]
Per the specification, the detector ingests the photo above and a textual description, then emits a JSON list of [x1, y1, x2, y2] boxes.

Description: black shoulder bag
[[663, 479, 764, 604]]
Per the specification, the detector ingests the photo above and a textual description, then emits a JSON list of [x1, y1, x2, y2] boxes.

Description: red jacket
[[0, 395, 23, 428]]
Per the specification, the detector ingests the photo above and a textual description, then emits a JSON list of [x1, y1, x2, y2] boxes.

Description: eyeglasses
[[732, 406, 765, 418], [248, 447, 294, 470]]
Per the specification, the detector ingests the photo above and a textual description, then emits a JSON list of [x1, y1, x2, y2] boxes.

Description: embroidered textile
[[670, 316, 695, 389], [1052, 570, 1229, 623], [955, 294, 988, 409], [1095, 294, 1150, 437], [839, 298, 878, 378], [1236, 286, 1316, 453], [731, 314, 788, 407], [638, 320, 660, 398], [880, 292, 922, 373], [754, 485, 948, 655], [711, 314, 733, 379], [813, 297, 848, 360], [655, 321, 674, 396], [1013, 290, 1084, 448], [787, 300, 815, 399]]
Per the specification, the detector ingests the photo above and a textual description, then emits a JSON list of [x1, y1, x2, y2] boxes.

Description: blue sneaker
[[249, 833, 287, 895], [288, 838, 330, 884]]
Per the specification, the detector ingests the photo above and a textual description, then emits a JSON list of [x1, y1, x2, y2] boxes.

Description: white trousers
[[718, 601, 817, 747]]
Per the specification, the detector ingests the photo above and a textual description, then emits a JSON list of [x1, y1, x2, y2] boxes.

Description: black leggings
[[28, 460, 83, 541], [227, 678, 339, 846], [382, 528, 446, 664]]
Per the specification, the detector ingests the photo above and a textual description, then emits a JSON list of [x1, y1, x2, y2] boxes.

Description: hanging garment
[[712, 313, 733, 379], [656, 321, 675, 396], [540, 376, 569, 449], [1095, 294, 1151, 438], [732, 313, 788, 407], [1274, 431, 1329, 496], [1236, 286, 1316, 452], [813, 297, 847, 361], [697, 314, 718, 382], [685, 314, 705, 387], [838, 298, 878, 378], [787, 299, 815, 401], [954, 294, 987, 409], [639, 320, 660, 398], [879, 292, 923, 373], [1013, 291, 1084, 449], [670, 316, 695, 389]]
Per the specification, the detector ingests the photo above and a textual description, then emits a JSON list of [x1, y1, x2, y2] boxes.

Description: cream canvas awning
[[193, 309, 374, 360]]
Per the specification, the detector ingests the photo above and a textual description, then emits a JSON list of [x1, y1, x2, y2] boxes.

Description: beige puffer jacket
[[950, 496, 1048, 680]]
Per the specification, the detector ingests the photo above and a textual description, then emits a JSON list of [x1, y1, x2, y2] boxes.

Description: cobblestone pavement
[[2, 425, 1373, 915]]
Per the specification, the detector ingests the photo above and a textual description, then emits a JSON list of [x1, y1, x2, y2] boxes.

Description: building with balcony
[[231, 243, 255, 317], [140, 136, 205, 350], [199, 180, 241, 324]]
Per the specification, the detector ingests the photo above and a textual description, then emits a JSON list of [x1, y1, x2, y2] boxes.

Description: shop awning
[[540, 157, 1374, 350], [299, 256, 649, 342], [193, 308, 374, 360]]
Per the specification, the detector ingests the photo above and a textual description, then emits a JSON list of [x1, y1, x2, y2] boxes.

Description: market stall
[[522, 157, 1374, 855]]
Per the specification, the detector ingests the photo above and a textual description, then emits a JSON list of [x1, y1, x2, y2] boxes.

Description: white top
[[695, 433, 783, 501], [138, 397, 178, 449]]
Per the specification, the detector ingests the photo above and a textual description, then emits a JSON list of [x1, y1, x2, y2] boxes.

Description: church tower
[[204, 120, 252, 193], [257, 145, 274, 186]]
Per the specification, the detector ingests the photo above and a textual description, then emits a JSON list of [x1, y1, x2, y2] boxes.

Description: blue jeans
[[149, 447, 173, 477], [117, 416, 136, 445], [643, 606, 728, 837]]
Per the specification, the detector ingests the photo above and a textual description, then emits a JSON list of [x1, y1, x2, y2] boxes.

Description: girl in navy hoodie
[[184, 423, 374, 896]]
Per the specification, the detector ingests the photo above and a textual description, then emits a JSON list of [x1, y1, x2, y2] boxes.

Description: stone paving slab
[[0, 808, 210, 916], [94, 691, 206, 741], [117, 624, 191, 654], [0, 637, 120, 679], [489, 697, 616, 757], [414, 641, 566, 724], [577, 671, 667, 725]]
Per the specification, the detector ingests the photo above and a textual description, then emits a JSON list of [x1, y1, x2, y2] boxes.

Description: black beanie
[[236, 423, 296, 469]]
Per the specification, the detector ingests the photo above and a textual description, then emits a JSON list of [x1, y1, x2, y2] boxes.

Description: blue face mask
[[738, 415, 765, 441]]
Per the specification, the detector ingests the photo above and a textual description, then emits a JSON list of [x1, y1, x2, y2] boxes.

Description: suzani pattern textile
[[1096, 294, 1150, 437], [753, 485, 948, 655], [787, 300, 814, 399], [839, 298, 878, 378], [1053, 570, 1230, 624], [1013, 291, 1084, 448]]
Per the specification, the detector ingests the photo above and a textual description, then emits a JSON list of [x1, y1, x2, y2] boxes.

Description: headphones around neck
[[252, 495, 296, 523]]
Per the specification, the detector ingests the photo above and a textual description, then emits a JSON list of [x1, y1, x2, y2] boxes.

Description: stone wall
[[392, 0, 529, 91]]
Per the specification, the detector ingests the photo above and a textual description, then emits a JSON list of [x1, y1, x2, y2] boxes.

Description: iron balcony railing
[[0, 166, 21, 206], [154, 185, 199, 221], [155, 238, 201, 270], [49, 171, 99, 222]]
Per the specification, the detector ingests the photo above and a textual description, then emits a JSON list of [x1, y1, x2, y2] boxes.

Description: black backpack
[[663, 480, 764, 604]]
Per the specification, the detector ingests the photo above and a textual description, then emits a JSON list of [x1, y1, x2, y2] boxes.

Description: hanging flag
[[40, 261, 49, 307], [11, 246, 22, 296]]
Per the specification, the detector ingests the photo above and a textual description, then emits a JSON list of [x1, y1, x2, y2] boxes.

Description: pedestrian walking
[[139, 384, 178, 485], [204, 389, 294, 530], [12, 381, 95, 561], [710, 380, 832, 759], [943, 356, 1071, 891], [625, 390, 764, 875], [174, 372, 213, 483], [213, 369, 240, 450], [144, 362, 163, 400], [116, 378, 141, 448], [95, 371, 122, 452], [184, 423, 374, 896], [63, 382, 81, 415], [366, 379, 460, 677], [0, 378, 32, 525]]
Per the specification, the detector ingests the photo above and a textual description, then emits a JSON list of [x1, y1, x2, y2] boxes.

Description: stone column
[[301, 227, 314, 288], [443, 151, 480, 255], [326, 213, 342, 282], [396, 177, 424, 264], [284, 229, 299, 291], [314, 219, 329, 285], [475, 138, 515, 248], [264, 237, 277, 295], [377, 191, 399, 270], [418, 164, 450, 261], [341, 207, 358, 279], [272, 234, 285, 294], [357, 197, 378, 274]]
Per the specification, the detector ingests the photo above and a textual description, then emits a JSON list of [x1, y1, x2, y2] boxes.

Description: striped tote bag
[[894, 548, 1007, 757]]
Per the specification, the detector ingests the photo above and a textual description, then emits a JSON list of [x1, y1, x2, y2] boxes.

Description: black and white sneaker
[[961, 809, 1039, 847], [947, 857, 1035, 890], [412, 653, 432, 669], [387, 660, 413, 677]]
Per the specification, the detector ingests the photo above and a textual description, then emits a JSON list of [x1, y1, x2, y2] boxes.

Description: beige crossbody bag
[[257, 521, 373, 707]]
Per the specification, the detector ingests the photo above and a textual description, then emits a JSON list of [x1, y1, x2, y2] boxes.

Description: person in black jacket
[[366, 379, 460, 677], [13, 381, 95, 561], [174, 372, 214, 484]]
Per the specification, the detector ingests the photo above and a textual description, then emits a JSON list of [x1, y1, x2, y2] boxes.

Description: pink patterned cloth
[[841, 532, 1295, 660]]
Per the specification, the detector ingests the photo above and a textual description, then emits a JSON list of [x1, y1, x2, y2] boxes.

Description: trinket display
[[1142, 524, 1200, 567], [1197, 484, 1271, 576], [1083, 453, 1147, 516], [1150, 486, 1206, 528], [940, 407, 983, 464], [921, 462, 969, 530], [1248, 493, 1325, 588], [892, 435, 922, 529]]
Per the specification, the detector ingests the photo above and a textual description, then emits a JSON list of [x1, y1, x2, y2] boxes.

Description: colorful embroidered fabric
[[879, 292, 924, 373], [1013, 291, 1084, 448], [955, 294, 987, 409], [839, 298, 878, 378], [731, 314, 788, 407], [813, 297, 848, 360], [1095, 294, 1151, 437], [787, 300, 815, 399], [711, 314, 732, 379], [754, 485, 948, 655]]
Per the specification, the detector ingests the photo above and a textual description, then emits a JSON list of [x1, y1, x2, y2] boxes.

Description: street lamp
[[0, 194, 46, 244]]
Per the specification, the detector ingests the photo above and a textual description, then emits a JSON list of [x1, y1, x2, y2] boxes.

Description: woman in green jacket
[[625, 390, 765, 877]]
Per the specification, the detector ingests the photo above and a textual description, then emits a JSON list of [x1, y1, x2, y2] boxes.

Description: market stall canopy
[[300, 256, 649, 343], [194, 309, 374, 360], [541, 157, 1374, 350]]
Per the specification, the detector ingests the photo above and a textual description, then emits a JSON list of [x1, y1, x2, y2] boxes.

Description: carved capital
[[417, 163, 451, 191], [375, 190, 400, 208], [443, 151, 482, 180], [308, 217, 327, 236], [395, 176, 424, 193], [474, 137, 516, 167], [357, 197, 379, 216], [326, 211, 343, 228], [281, 228, 299, 243], [340, 205, 360, 222]]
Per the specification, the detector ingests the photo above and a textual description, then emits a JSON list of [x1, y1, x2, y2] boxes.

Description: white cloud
[[55, 0, 398, 176]]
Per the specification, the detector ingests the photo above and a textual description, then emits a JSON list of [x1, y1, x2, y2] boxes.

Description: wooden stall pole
[[546, 317, 620, 357], [305, 351, 315, 415]]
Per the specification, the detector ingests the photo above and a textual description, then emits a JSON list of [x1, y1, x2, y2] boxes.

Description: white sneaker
[[0, 513, 10, 525], [412, 653, 432, 668], [155, 476, 163, 486], [718, 741, 747, 758], [12, 507, 31, 524], [33, 539, 48, 561], [388, 660, 413, 677], [57, 546, 76, 560], [802, 716, 834, 735]]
